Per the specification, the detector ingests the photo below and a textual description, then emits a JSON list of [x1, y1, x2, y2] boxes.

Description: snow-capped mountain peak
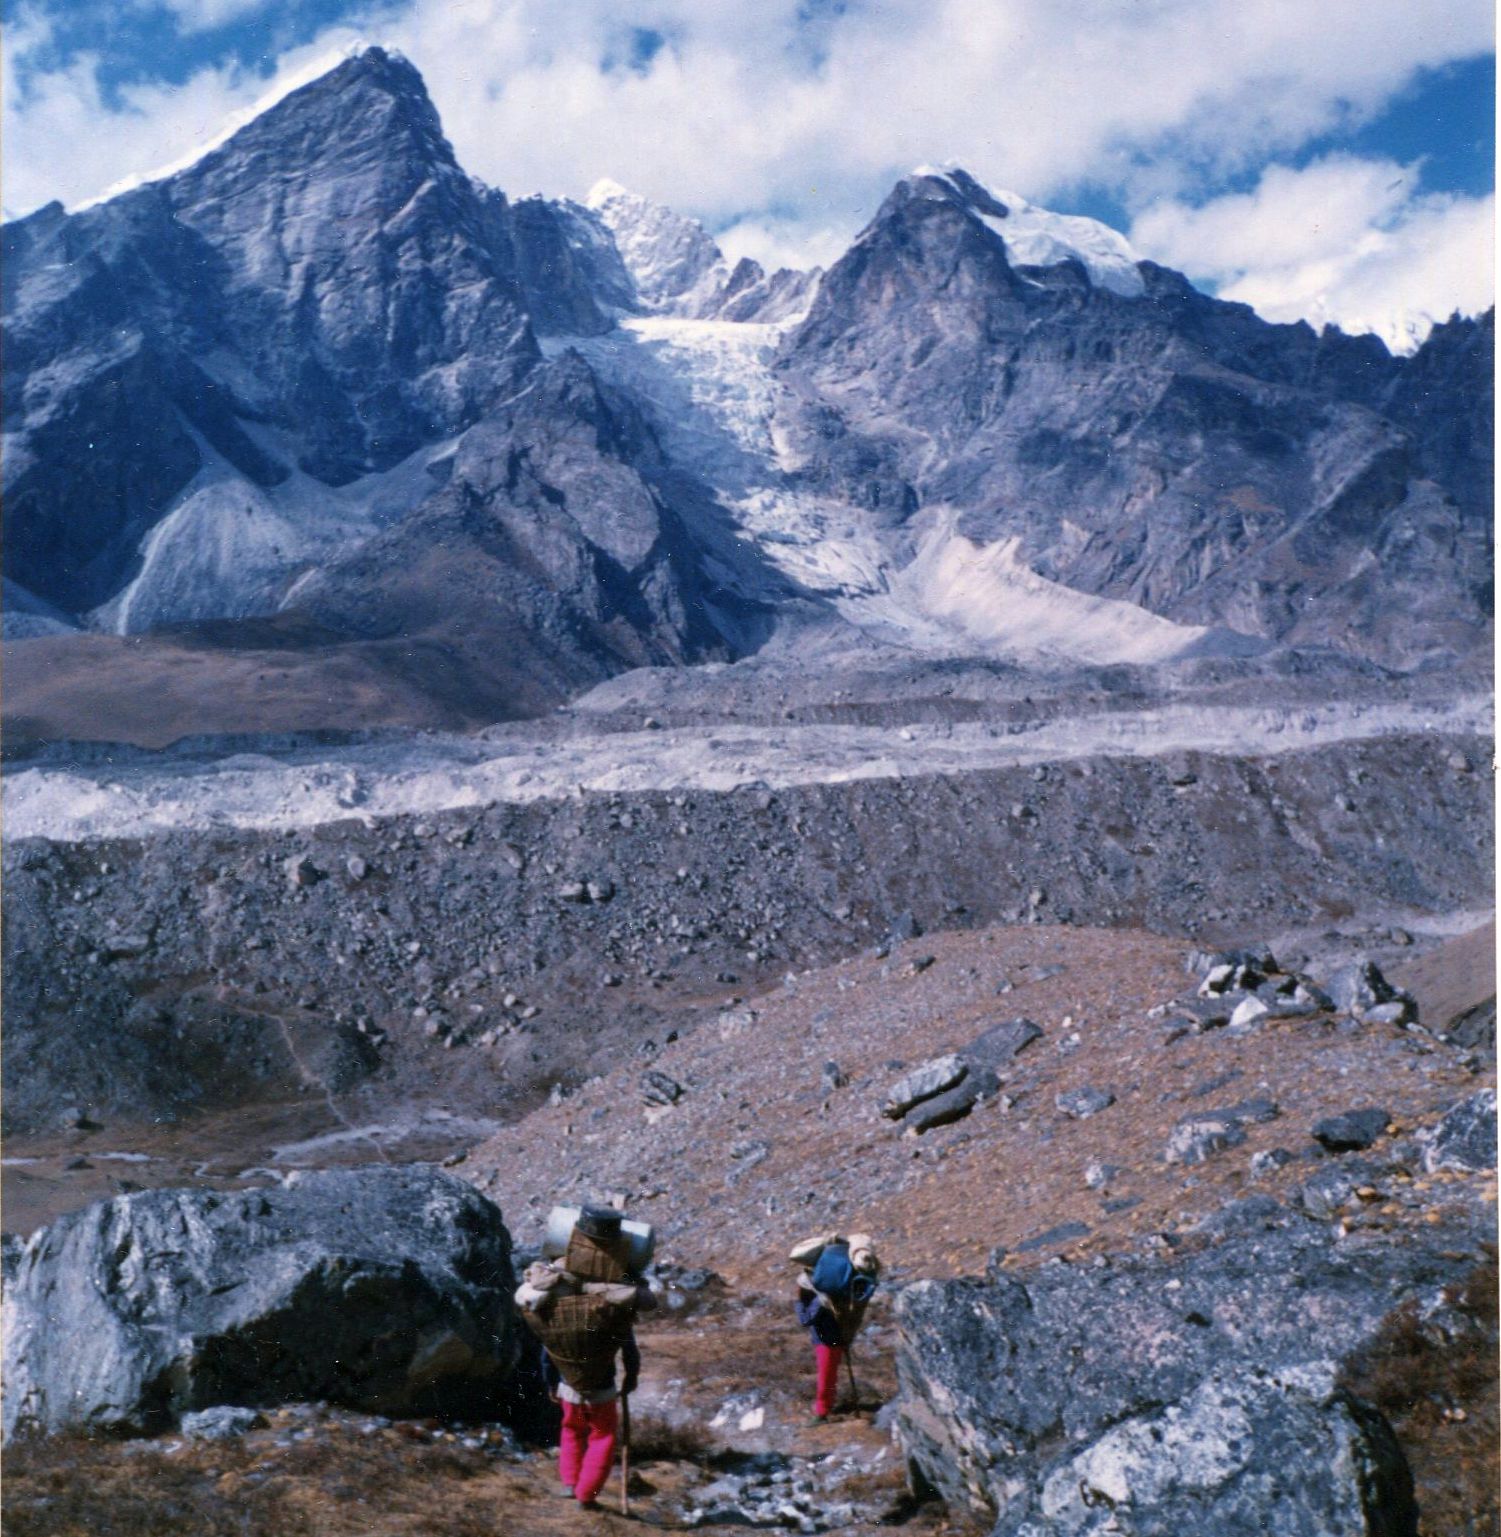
[[911, 165, 1146, 297], [585, 177, 633, 206], [585, 179, 732, 317]]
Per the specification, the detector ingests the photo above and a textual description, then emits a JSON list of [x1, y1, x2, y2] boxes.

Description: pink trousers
[[814, 1343, 844, 1417], [559, 1398, 619, 1503]]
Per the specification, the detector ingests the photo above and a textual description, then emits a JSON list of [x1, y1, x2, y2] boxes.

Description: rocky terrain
[[3, 917, 1494, 1534], [3, 705, 1490, 1142], [2, 36, 1494, 1537]]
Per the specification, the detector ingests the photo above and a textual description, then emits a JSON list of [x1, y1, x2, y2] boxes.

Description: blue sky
[[4, 0, 1493, 349]]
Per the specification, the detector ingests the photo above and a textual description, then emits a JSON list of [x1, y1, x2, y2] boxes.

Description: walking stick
[[843, 1343, 859, 1412], [619, 1392, 631, 1516]]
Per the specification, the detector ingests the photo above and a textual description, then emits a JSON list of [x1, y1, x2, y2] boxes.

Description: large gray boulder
[[2, 1165, 518, 1441], [893, 1217, 1474, 1535], [1418, 1089, 1497, 1174], [1326, 961, 1398, 1018], [1024, 1363, 1414, 1537], [882, 1055, 968, 1119], [962, 1019, 1043, 1072]]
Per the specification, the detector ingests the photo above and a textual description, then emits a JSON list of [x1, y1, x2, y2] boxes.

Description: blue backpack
[[811, 1243, 877, 1305]]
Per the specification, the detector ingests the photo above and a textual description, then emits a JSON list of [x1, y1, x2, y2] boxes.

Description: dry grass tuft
[[1338, 1248, 1500, 1537], [2, 1424, 501, 1537], [622, 1409, 716, 1465]]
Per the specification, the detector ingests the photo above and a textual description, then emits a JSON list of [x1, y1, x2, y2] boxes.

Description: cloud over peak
[[1132, 156, 1495, 351]]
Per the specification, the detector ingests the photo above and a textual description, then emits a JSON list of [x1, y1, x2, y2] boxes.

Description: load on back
[[791, 1230, 881, 1337], [516, 1205, 656, 1394]]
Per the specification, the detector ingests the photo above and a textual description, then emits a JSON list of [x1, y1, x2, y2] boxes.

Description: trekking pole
[[619, 1392, 631, 1517], [844, 1344, 859, 1412]]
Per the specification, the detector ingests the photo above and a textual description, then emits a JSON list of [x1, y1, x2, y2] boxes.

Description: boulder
[[181, 1405, 267, 1440], [1440, 998, 1496, 1052], [892, 1217, 1468, 1535], [1249, 976, 1319, 1017], [960, 1017, 1043, 1072], [1418, 1090, 1497, 1174], [881, 1055, 967, 1119], [1312, 1108, 1390, 1153], [1177, 994, 1245, 1029], [1221, 1097, 1280, 1125], [641, 1069, 685, 1106], [1227, 996, 1270, 1031], [1362, 999, 1417, 1028], [1028, 1365, 1415, 1537], [1250, 1147, 1297, 1179], [1326, 961, 1396, 1017], [1165, 1114, 1247, 1165], [1187, 947, 1276, 978], [283, 855, 324, 890], [906, 1068, 1001, 1134], [1056, 1087, 1116, 1120], [1199, 963, 1237, 996], [2, 1166, 519, 1440]]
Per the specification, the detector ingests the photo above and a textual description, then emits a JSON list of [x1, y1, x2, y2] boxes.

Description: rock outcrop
[[894, 1214, 1481, 1534], [1417, 1089, 1497, 1174], [2, 1166, 519, 1440]]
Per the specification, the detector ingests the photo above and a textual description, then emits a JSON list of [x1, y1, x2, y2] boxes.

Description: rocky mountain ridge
[[779, 168, 1493, 670], [4, 719, 1490, 1137], [2, 46, 1491, 740]]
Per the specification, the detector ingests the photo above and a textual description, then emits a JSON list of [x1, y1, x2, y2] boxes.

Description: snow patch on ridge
[[914, 166, 1146, 297], [885, 514, 1207, 664], [95, 433, 453, 634]]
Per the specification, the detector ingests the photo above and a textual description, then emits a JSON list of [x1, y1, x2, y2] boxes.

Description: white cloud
[[714, 216, 852, 275], [159, 0, 276, 34], [1, 13, 374, 216], [1131, 156, 1495, 351], [3, 0, 1492, 342]]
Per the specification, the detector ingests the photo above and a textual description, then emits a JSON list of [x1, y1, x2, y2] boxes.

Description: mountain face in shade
[[5, 50, 533, 611], [1, 51, 1491, 738], [0, 47, 751, 701], [774, 169, 1492, 667], [509, 195, 637, 335]]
